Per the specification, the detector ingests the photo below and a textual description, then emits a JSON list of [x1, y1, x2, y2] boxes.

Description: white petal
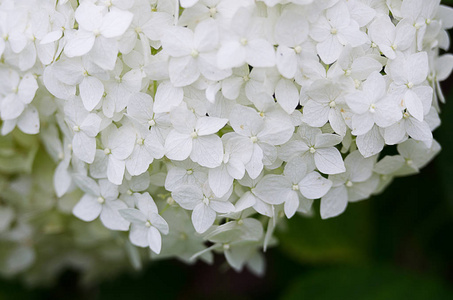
[[0, 95, 24, 120], [356, 126, 385, 158], [64, 30, 95, 57], [73, 195, 102, 221], [79, 76, 104, 111], [129, 224, 148, 247], [17, 106, 40, 134], [54, 161, 72, 197], [88, 36, 118, 70], [276, 45, 298, 79], [316, 35, 342, 64], [299, 171, 332, 199], [275, 78, 299, 114], [147, 226, 162, 254], [314, 148, 346, 174], [245, 39, 276, 67], [80, 113, 101, 137], [191, 135, 223, 168], [196, 117, 228, 136], [165, 130, 192, 161], [100, 7, 133, 38], [217, 41, 246, 69], [100, 200, 130, 231], [192, 203, 216, 233], [72, 174, 100, 195], [154, 81, 184, 113], [126, 146, 153, 176], [119, 208, 147, 224], [320, 186, 348, 219], [107, 155, 126, 185], [254, 175, 290, 205], [171, 185, 203, 210], [149, 213, 169, 235], [209, 165, 234, 198], [18, 73, 38, 104], [73, 132, 96, 164], [169, 56, 200, 87], [245, 143, 264, 179]]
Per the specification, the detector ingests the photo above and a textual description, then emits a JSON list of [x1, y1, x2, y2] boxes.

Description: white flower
[[274, 10, 309, 79], [53, 57, 108, 110], [64, 2, 133, 69], [95, 124, 136, 185], [346, 72, 402, 136], [0, 70, 38, 129], [254, 157, 332, 218], [120, 192, 169, 254], [320, 151, 378, 219], [0, 0, 452, 277], [164, 107, 227, 168], [72, 175, 130, 231], [302, 79, 350, 136], [208, 134, 253, 197], [386, 52, 432, 122], [216, 7, 276, 69], [161, 19, 230, 87], [310, 1, 368, 64], [279, 124, 346, 175], [64, 98, 102, 164], [172, 183, 235, 233], [368, 16, 415, 60]]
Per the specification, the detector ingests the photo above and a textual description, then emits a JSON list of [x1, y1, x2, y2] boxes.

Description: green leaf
[[281, 265, 453, 300], [276, 201, 373, 264]]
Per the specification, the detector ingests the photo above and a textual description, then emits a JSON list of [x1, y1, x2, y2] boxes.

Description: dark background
[[2, 3, 453, 299]]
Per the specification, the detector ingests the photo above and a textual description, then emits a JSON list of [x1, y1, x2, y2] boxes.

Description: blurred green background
[[2, 3, 453, 300]]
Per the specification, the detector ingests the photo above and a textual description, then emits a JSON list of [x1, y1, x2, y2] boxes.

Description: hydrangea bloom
[[0, 0, 452, 279]]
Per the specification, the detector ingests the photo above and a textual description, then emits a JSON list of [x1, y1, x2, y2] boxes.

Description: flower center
[[345, 181, 353, 187], [369, 104, 376, 113], [294, 45, 302, 54], [186, 169, 193, 175], [190, 131, 198, 139], [137, 138, 144, 145], [329, 100, 336, 108], [104, 148, 112, 155], [250, 136, 258, 143], [202, 197, 210, 205], [406, 82, 414, 89], [309, 146, 316, 154], [240, 38, 248, 46], [97, 197, 105, 204], [148, 119, 156, 126], [292, 184, 299, 191], [145, 221, 152, 228], [73, 125, 81, 132], [167, 197, 175, 205], [330, 27, 338, 35], [191, 49, 199, 58]]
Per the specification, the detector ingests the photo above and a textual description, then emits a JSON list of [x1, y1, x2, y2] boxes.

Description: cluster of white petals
[[0, 0, 453, 277]]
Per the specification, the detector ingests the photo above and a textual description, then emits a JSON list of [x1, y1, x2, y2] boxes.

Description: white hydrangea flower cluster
[[1, 0, 453, 276]]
